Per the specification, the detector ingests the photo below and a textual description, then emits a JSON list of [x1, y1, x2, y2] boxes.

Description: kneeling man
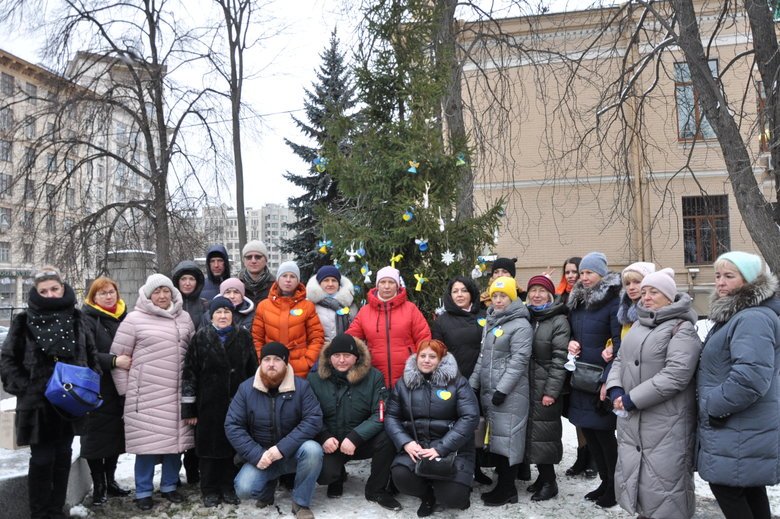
[[307, 334, 402, 511], [226, 342, 323, 519]]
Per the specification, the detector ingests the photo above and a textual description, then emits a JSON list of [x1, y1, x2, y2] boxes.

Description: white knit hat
[[142, 273, 175, 298]]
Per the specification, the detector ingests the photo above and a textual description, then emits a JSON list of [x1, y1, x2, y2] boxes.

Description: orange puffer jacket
[[252, 282, 325, 378]]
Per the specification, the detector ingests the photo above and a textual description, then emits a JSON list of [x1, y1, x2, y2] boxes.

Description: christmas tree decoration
[[313, 156, 329, 173], [333, 259, 341, 270], [407, 160, 419, 174], [438, 207, 445, 232], [456, 152, 466, 166], [441, 250, 455, 265], [357, 243, 366, 258], [402, 208, 414, 221], [471, 265, 483, 279], [390, 253, 403, 268], [415, 238, 429, 252], [360, 263, 372, 284], [318, 239, 332, 254], [345, 244, 359, 262], [414, 273, 428, 292], [422, 182, 430, 209]]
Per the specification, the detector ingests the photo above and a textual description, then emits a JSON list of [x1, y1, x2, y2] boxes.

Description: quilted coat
[[566, 272, 623, 431], [110, 286, 195, 454], [346, 287, 431, 387], [385, 353, 479, 487], [252, 282, 325, 378], [469, 298, 533, 465], [606, 293, 701, 518], [306, 275, 357, 342], [525, 298, 570, 465], [697, 272, 780, 487]]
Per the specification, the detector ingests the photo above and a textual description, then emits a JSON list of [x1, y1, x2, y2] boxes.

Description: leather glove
[[492, 391, 507, 406]]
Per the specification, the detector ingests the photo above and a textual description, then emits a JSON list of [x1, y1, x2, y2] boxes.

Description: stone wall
[[106, 250, 156, 311]]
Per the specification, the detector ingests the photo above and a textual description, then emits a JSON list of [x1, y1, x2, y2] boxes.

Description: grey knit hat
[[142, 273, 175, 298], [276, 261, 300, 280]]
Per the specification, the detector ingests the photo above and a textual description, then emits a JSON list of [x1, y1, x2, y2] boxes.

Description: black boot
[[91, 472, 108, 506], [531, 480, 559, 501], [565, 446, 589, 476], [595, 481, 617, 508], [105, 456, 132, 497], [584, 479, 608, 501], [585, 451, 598, 478], [481, 458, 518, 506], [48, 464, 71, 519], [515, 461, 531, 481], [474, 465, 492, 485], [28, 463, 53, 519], [417, 489, 436, 517]]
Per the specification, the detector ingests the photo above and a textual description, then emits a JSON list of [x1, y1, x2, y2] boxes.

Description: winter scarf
[[26, 283, 78, 359], [317, 296, 351, 336], [239, 267, 274, 295], [214, 324, 234, 343], [86, 299, 127, 321]]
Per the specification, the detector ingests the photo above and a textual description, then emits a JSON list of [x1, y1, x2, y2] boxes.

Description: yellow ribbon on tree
[[390, 253, 403, 268], [414, 273, 428, 292]]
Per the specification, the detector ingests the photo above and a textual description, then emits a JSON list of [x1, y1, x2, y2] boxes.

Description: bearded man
[[225, 342, 323, 519]]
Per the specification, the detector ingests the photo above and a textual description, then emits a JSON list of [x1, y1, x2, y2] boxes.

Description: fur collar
[[316, 336, 372, 384], [402, 352, 458, 389], [567, 272, 622, 311], [252, 364, 296, 393], [708, 273, 779, 323], [306, 275, 355, 307], [616, 289, 639, 325]]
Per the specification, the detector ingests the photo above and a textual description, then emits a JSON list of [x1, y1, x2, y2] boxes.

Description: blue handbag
[[45, 362, 103, 417]]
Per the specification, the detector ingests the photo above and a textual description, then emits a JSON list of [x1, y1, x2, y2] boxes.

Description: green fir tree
[[283, 29, 357, 281], [319, 1, 504, 317]]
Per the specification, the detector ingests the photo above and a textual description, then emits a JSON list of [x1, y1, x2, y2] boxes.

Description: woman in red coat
[[347, 266, 431, 387]]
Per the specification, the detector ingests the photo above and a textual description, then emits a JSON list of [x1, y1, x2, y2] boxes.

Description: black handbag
[[569, 361, 604, 394], [407, 394, 457, 481]]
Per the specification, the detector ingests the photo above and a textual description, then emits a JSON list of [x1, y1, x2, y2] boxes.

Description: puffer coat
[[78, 301, 127, 458], [181, 325, 258, 458], [525, 298, 569, 465], [566, 272, 622, 431], [306, 275, 357, 343], [606, 293, 701, 518], [252, 282, 325, 378], [307, 337, 386, 446], [110, 287, 195, 454], [469, 298, 533, 465], [347, 287, 431, 388], [697, 272, 780, 487], [385, 353, 479, 487], [431, 277, 485, 380]]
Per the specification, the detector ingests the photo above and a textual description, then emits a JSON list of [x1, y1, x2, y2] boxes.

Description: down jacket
[[566, 272, 622, 431], [110, 286, 195, 454], [307, 337, 386, 446], [306, 275, 357, 342], [606, 293, 701, 518], [431, 277, 485, 380], [525, 298, 570, 465], [697, 272, 780, 487], [181, 325, 258, 458], [225, 365, 323, 465], [347, 287, 431, 387], [385, 353, 479, 488], [252, 282, 325, 378], [470, 298, 533, 465], [78, 301, 127, 459]]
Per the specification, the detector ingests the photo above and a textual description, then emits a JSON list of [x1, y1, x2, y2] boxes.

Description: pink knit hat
[[623, 262, 656, 279], [640, 268, 677, 302], [375, 266, 400, 286], [220, 277, 246, 297]]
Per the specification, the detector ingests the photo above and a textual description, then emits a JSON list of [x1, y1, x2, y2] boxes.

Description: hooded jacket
[[607, 293, 701, 518], [566, 272, 622, 431], [252, 282, 325, 378], [431, 277, 485, 380], [172, 260, 208, 330], [346, 287, 431, 388], [697, 272, 780, 487], [202, 244, 231, 300], [307, 337, 386, 447], [110, 286, 195, 454], [469, 298, 533, 465], [306, 275, 358, 342], [200, 294, 256, 331], [385, 353, 479, 487]]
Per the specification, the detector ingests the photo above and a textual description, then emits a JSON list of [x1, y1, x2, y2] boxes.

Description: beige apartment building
[[464, 1, 773, 314]]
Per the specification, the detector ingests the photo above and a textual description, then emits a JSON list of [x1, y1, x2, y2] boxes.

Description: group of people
[[0, 243, 777, 519]]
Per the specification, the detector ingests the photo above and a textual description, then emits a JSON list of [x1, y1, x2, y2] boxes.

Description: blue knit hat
[[316, 265, 341, 284], [580, 252, 609, 277], [209, 296, 234, 317], [717, 251, 763, 283]]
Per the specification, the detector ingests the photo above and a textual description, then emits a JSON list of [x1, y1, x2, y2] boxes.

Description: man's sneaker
[[134, 497, 154, 511], [367, 492, 403, 511], [292, 502, 315, 519], [161, 490, 185, 504], [255, 496, 274, 508]]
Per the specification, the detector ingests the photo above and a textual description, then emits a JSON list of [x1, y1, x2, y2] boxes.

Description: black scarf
[[26, 283, 78, 359], [318, 297, 351, 335], [238, 267, 274, 297]]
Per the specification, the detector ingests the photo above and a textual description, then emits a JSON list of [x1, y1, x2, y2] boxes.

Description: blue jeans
[[134, 454, 182, 499], [234, 440, 323, 507]]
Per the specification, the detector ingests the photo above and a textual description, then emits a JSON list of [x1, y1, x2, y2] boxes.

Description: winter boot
[[47, 464, 71, 518], [481, 458, 518, 506], [515, 461, 531, 481], [28, 463, 53, 519], [105, 456, 132, 497], [565, 446, 589, 476], [91, 471, 108, 506], [474, 465, 492, 485], [585, 450, 598, 478]]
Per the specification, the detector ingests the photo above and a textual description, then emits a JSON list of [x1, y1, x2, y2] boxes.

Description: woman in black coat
[[0, 266, 100, 519], [79, 277, 131, 505], [385, 339, 479, 517], [182, 296, 258, 507]]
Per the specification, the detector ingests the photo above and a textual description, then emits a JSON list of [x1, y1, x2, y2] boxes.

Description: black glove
[[492, 391, 507, 406]]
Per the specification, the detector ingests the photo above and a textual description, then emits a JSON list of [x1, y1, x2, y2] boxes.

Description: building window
[[0, 174, 11, 199], [0, 241, 10, 262], [23, 243, 33, 263], [22, 210, 34, 231], [25, 82, 37, 104], [1, 73, 14, 96], [24, 146, 35, 168], [0, 207, 10, 233], [46, 214, 55, 232], [25, 119, 36, 139], [757, 81, 770, 153], [674, 60, 718, 140], [683, 195, 730, 265], [0, 108, 12, 130], [66, 188, 76, 208], [0, 140, 10, 162], [65, 158, 75, 175], [24, 179, 35, 200], [47, 153, 56, 171]]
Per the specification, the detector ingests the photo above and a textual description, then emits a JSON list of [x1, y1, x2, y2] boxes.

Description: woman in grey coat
[[470, 276, 533, 506], [606, 268, 702, 519], [697, 252, 780, 519]]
